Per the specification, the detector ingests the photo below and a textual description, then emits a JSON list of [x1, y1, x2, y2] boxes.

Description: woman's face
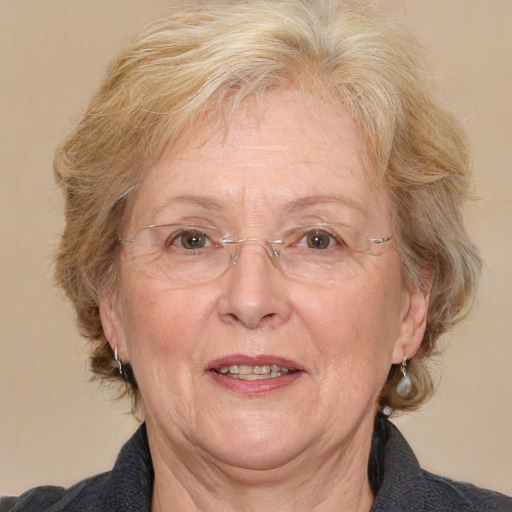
[[102, 92, 427, 472]]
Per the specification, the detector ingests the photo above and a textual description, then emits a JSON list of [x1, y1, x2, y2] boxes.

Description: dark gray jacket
[[1, 415, 510, 511]]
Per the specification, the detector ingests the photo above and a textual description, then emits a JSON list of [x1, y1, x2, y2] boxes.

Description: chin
[[212, 445, 304, 473], [197, 419, 310, 472]]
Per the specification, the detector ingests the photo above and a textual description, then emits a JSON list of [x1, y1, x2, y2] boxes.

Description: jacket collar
[[370, 414, 426, 511]]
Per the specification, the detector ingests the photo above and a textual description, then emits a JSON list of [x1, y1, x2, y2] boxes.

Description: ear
[[99, 289, 129, 363], [391, 285, 431, 364]]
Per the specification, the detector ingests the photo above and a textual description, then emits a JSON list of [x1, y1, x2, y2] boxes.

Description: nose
[[217, 243, 292, 329]]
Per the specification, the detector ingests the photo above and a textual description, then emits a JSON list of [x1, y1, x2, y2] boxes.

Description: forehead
[[181, 92, 366, 174], [125, 91, 390, 230]]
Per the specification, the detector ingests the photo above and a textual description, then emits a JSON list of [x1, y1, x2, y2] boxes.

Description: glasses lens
[[128, 225, 230, 282], [278, 224, 376, 281]]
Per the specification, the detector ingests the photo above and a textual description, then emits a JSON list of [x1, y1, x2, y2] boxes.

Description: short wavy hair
[[54, 0, 481, 415]]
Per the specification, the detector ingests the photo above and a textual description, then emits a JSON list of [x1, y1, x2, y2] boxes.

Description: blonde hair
[[54, 0, 481, 414]]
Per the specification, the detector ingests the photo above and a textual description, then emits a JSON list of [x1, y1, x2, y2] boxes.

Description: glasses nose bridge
[[224, 237, 282, 267]]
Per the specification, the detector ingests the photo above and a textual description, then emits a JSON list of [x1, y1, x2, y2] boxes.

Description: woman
[[1, 1, 510, 511]]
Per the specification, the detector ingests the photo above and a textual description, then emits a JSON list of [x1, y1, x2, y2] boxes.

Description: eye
[[302, 229, 336, 250], [168, 229, 212, 250]]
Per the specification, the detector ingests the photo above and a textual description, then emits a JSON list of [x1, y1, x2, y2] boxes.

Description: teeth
[[238, 374, 270, 380], [214, 364, 295, 379], [238, 365, 254, 375], [253, 365, 270, 375]]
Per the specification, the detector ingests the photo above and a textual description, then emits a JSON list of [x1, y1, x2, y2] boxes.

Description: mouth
[[211, 364, 298, 380], [206, 355, 304, 391]]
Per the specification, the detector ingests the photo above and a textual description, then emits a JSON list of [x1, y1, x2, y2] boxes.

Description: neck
[[149, 417, 376, 512]]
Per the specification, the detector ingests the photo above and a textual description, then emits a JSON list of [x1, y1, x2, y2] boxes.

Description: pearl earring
[[396, 356, 412, 397]]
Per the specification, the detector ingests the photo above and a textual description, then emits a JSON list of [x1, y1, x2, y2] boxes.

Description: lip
[[206, 354, 305, 372], [206, 354, 305, 395]]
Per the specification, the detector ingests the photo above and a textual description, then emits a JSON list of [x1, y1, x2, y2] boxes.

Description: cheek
[[118, 277, 216, 363], [292, 265, 404, 365], [116, 278, 222, 420]]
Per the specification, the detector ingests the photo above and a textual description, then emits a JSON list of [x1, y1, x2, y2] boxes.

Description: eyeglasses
[[118, 223, 392, 283]]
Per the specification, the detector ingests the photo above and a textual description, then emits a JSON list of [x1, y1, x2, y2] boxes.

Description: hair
[[54, 0, 481, 415]]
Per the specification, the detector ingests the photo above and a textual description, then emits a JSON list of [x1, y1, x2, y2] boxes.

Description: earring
[[114, 347, 123, 375], [396, 356, 412, 397], [381, 405, 394, 416]]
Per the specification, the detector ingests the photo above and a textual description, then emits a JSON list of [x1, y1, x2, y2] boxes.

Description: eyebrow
[[152, 193, 365, 217], [282, 194, 365, 215], [152, 195, 226, 215]]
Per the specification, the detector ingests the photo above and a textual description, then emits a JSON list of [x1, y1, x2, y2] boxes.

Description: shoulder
[[0, 472, 109, 512], [371, 415, 512, 512], [422, 471, 512, 512]]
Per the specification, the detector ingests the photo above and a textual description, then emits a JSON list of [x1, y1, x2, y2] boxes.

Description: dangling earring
[[396, 356, 412, 397], [114, 347, 123, 375]]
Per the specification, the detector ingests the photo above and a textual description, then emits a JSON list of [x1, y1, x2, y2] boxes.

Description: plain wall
[[1, 0, 510, 496]]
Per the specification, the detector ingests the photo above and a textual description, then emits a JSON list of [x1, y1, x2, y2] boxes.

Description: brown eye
[[172, 230, 209, 250], [304, 230, 333, 250]]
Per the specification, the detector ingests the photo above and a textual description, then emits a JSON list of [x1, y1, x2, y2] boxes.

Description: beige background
[[1, 0, 510, 497]]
